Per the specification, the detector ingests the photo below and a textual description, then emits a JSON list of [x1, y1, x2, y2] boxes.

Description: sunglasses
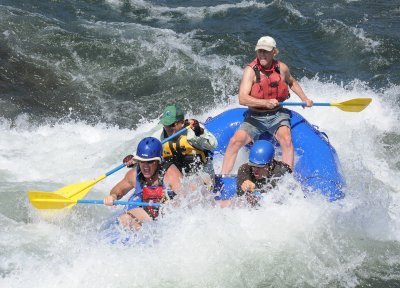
[[164, 119, 184, 128], [250, 162, 272, 170], [138, 160, 157, 165], [165, 122, 178, 128], [257, 49, 273, 54]]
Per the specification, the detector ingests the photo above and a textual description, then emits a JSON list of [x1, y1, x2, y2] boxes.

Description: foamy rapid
[[1, 78, 399, 288], [1, 0, 400, 286]]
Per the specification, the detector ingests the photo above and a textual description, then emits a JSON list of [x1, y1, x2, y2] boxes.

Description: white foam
[[1, 80, 400, 288], [105, 0, 268, 22]]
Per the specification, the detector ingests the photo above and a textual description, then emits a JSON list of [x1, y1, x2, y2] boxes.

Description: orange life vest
[[248, 58, 289, 102]]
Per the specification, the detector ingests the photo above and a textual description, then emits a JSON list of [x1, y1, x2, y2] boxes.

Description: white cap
[[255, 36, 277, 51]]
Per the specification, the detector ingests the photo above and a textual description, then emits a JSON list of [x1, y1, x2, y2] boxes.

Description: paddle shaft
[[105, 164, 125, 176], [279, 98, 372, 112], [78, 199, 161, 207], [102, 126, 189, 177], [162, 125, 190, 142], [280, 102, 330, 106], [27, 126, 191, 207], [73, 127, 190, 205], [79, 126, 190, 190]]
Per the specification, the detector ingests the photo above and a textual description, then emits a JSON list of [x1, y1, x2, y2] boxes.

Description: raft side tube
[[205, 108, 246, 154], [205, 108, 345, 201], [289, 110, 345, 201]]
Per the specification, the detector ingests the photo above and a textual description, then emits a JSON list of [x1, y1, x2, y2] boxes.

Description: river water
[[1, 1, 400, 287]]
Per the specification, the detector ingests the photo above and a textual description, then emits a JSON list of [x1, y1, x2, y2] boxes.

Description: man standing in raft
[[221, 36, 313, 174]]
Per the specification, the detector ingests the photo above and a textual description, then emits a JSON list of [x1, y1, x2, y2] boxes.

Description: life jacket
[[135, 167, 170, 219], [162, 129, 210, 174], [248, 58, 290, 102]]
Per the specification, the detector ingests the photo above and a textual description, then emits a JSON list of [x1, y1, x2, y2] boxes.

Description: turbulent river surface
[[1, 1, 400, 287]]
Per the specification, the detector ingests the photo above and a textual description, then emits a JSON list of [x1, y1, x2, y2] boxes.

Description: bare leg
[[221, 130, 252, 175], [274, 126, 294, 169], [118, 208, 152, 230], [216, 199, 232, 208]]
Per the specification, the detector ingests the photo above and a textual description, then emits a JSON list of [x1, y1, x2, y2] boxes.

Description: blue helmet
[[249, 140, 275, 167], [134, 137, 162, 162]]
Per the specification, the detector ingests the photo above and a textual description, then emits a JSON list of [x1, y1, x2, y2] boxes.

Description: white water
[[1, 80, 400, 288]]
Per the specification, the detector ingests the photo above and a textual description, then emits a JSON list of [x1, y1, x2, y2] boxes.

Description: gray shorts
[[239, 108, 291, 140]]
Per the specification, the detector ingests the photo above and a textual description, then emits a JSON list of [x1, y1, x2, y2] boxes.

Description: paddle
[[279, 98, 372, 112], [28, 126, 190, 209], [28, 192, 161, 210]]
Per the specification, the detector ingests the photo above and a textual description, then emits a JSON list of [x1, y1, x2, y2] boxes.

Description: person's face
[[251, 164, 271, 179], [138, 160, 159, 179], [257, 49, 274, 66], [163, 119, 185, 136]]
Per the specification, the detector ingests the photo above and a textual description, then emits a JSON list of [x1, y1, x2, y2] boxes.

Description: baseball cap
[[255, 36, 277, 52], [159, 104, 185, 126]]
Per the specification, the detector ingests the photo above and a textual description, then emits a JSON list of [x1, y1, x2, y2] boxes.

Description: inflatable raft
[[101, 108, 345, 244], [205, 108, 345, 201]]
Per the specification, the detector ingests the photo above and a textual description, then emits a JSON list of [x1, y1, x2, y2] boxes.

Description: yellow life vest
[[162, 135, 209, 174]]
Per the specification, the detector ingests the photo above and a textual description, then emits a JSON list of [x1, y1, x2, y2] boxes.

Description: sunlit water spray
[[1, 77, 400, 287]]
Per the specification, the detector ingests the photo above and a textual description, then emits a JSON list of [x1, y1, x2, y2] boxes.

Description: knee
[[118, 214, 131, 227], [228, 134, 247, 150], [278, 134, 293, 149], [217, 200, 232, 208], [118, 212, 145, 230]]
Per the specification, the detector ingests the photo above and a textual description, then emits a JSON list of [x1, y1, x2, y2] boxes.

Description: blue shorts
[[239, 108, 290, 140]]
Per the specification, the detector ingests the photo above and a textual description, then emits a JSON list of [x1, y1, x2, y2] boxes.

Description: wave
[[106, 0, 269, 21], [1, 1, 400, 287], [1, 71, 400, 288]]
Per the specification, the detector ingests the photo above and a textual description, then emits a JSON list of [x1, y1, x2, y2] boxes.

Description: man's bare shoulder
[[241, 66, 256, 82], [124, 168, 137, 184], [277, 61, 289, 71], [243, 65, 254, 74]]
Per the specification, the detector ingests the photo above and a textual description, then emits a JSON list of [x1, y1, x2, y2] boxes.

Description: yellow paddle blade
[[27, 175, 107, 209], [331, 98, 372, 112], [54, 179, 99, 200], [28, 191, 77, 209]]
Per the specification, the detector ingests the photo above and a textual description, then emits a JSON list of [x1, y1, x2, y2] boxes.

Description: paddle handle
[[77, 199, 161, 207], [279, 102, 330, 107]]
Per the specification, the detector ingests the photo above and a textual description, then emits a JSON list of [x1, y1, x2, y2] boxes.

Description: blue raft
[[205, 108, 345, 201], [101, 108, 345, 244]]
